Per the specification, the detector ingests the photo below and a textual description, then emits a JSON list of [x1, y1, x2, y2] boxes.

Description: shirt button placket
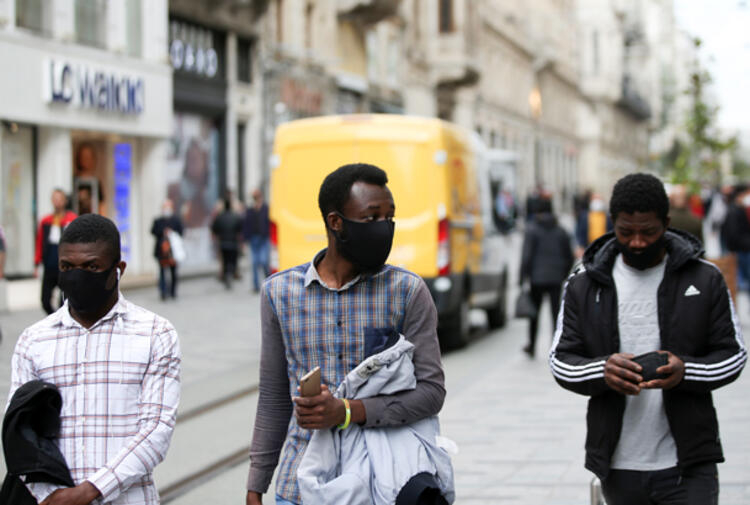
[[335, 291, 343, 376], [80, 329, 90, 456]]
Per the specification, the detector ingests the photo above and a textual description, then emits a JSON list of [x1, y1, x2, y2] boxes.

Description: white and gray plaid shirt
[[8, 295, 181, 504]]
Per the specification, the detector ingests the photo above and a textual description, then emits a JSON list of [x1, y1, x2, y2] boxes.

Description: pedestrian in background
[[8, 214, 181, 505], [34, 189, 77, 314], [575, 193, 612, 257], [151, 199, 184, 300], [246, 164, 448, 505], [243, 189, 271, 293], [519, 197, 573, 358], [703, 185, 731, 258], [574, 189, 592, 223], [524, 183, 547, 222], [723, 185, 750, 294], [211, 198, 243, 289], [668, 184, 703, 243], [550, 173, 745, 505]]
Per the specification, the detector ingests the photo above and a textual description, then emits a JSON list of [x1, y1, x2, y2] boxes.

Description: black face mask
[[59, 264, 119, 315], [615, 234, 667, 270], [333, 214, 395, 272]]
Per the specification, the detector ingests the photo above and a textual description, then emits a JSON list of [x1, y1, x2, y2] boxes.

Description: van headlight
[[434, 277, 452, 292]]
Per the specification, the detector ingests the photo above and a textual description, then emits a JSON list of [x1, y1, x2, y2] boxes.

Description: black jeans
[[158, 264, 178, 299], [602, 464, 719, 505], [220, 249, 238, 287], [527, 283, 562, 353], [41, 267, 61, 315]]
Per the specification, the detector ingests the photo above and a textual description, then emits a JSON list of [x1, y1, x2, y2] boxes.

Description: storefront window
[[75, 0, 107, 49], [16, 0, 50, 35], [1, 124, 36, 278], [167, 113, 220, 268], [72, 140, 108, 216]]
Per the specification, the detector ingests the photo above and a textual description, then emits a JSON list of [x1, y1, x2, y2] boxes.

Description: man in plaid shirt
[[246, 164, 446, 505], [8, 214, 181, 505]]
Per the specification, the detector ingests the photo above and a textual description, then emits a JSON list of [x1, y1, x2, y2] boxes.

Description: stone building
[[576, 0, 661, 197], [401, 0, 581, 208]]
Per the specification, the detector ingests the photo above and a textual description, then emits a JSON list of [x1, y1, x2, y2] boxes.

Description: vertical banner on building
[[1, 125, 35, 276], [113, 143, 132, 262], [167, 112, 220, 268]]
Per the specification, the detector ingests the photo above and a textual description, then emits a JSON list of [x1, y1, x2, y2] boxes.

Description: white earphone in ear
[[117, 268, 121, 281]]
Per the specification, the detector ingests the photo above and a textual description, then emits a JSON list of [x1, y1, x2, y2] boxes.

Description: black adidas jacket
[[549, 229, 746, 479]]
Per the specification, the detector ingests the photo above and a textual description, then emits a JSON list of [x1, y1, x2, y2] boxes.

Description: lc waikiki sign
[[43, 60, 145, 114]]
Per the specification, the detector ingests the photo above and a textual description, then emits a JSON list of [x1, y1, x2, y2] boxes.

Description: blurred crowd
[[570, 182, 750, 293]]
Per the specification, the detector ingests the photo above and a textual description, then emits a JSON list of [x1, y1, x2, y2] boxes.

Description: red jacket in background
[[34, 211, 78, 266]]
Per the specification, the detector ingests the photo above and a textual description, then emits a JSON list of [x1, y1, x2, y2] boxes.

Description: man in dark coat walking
[[519, 197, 573, 357], [212, 198, 244, 289], [151, 199, 184, 300]]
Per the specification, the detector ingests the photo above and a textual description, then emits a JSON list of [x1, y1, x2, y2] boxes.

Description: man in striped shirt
[[8, 214, 181, 505], [246, 164, 446, 505]]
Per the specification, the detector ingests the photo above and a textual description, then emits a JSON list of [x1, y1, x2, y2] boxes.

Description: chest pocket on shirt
[[363, 327, 399, 359], [105, 334, 151, 386]]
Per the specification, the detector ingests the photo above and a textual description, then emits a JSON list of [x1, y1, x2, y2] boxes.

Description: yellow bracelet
[[337, 398, 351, 430]]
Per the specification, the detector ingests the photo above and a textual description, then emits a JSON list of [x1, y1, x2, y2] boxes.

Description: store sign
[[44, 60, 145, 114], [113, 143, 132, 262], [169, 19, 219, 78]]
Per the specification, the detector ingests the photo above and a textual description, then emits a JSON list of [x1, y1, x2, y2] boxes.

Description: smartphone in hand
[[300, 366, 321, 397], [632, 352, 669, 382]]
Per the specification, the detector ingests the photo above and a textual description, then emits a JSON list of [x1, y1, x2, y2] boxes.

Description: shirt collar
[[59, 293, 129, 329], [304, 249, 363, 291]]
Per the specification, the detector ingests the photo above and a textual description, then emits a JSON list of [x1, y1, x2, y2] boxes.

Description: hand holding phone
[[632, 352, 669, 382], [299, 366, 321, 397]]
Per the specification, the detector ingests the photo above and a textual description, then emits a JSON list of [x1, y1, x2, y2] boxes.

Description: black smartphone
[[632, 351, 669, 382]]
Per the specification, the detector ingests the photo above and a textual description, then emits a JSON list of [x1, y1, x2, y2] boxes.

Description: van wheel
[[440, 298, 470, 350], [486, 283, 507, 329]]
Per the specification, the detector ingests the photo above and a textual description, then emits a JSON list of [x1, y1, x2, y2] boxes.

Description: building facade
[[399, 0, 581, 209], [0, 0, 171, 308], [576, 0, 659, 197], [0, 0, 687, 310], [166, 0, 265, 269]]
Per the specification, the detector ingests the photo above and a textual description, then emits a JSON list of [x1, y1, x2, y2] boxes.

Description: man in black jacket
[[519, 197, 573, 357], [549, 173, 746, 505], [211, 198, 243, 289]]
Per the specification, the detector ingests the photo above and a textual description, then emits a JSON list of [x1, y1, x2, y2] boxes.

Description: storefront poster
[[167, 112, 219, 268], [113, 143, 132, 263], [1, 126, 35, 277]]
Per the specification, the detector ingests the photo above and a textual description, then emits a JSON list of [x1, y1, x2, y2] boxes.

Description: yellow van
[[269, 114, 508, 348]]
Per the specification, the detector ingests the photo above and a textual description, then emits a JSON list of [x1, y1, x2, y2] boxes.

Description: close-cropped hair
[[60, 214, 122, 263], [318, 163, 388, 220], [609, 173, 669, 224]]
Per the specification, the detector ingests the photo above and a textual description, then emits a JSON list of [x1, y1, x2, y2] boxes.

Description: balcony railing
[[337, 0, 400, 24], [617, 75, 651, 121]]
